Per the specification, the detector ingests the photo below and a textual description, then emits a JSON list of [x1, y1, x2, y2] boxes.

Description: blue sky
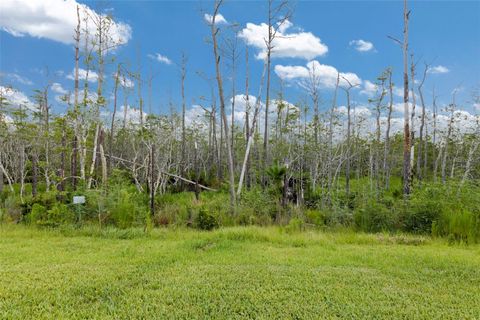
[[1, 0, 479, 119]]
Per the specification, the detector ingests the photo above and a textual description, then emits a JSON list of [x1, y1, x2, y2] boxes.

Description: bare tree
[[341, 77, 360, 196], [402, 0, 412, 195], [262, 0, 292, 187], [208, 0, 236, 213], [417, 63, 429, 180], [383, 68, 393, 189]]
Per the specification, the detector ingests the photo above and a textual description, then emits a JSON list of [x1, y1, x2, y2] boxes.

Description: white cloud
[[204, 13, 228, 25], [239, 20, 328, 60], [428, 65, 449, 74], [0, 85, 35, 111], [102, 105, 147, 126], [51, 82, 68, 95], [274, 65, 310, 80], [0, 0, 131, 45], [474, 103, 480, 112], [185, 104, 210, 126], [148, 53, 172, 65], [349, 39, 375, 52], [274, 60, 362, 89], [360, 80, 377, 96], [1, 72, 33, 85], [337, 105, 372, 118], [66, 68, 98, 82]]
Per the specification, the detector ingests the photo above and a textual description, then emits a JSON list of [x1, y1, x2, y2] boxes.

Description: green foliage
[[29, 203, 74, 227], [106, 187, 148, 229], [354, 200, 396, 233], [195, 209, 219, 231], [284, 217, 305, 234], [1, 195, 22, 223]]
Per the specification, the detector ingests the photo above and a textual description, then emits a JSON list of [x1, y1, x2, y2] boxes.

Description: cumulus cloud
[[0, 72, 33, 85], [239, 20, 328, 60], [185, 104, 211, 126], [428, 65, 449, 74], [349, 39, 375, 52], [474, 103, 480, 112], [274, 60, 362, 89], [0, 85, 35, 111], [148, 53, 172, 65], [66, 68, 98, 82], [0, 0, 132, 45], [204, 13, 228, 25], [101, 105, 147, 126], [360, 80, 378, 96], [337, 105, 372, 118], [51, 82, 68, 95]]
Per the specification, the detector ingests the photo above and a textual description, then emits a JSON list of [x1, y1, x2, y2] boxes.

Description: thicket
[[1, 173, 478, 244]]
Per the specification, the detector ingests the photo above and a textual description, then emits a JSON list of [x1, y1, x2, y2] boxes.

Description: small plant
[[284, 217, 305, 233], [195, 209, 219, 231]]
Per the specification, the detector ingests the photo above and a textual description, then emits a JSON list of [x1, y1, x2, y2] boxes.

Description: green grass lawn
[[0, 226, 479, 319]]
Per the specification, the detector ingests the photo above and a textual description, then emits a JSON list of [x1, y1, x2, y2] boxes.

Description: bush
[[107, 188, 148, 229], [305, 209, 326, 226], [401, 187, 444, 234], [354, 201, 396, 233], [284, 217, 305, 233], [29, 203, 74, 227], [195, 209, 219, 231], [2, 195, 22, 223]]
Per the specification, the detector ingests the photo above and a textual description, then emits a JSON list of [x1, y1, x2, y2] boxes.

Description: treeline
[[0, 0, 479, 242]]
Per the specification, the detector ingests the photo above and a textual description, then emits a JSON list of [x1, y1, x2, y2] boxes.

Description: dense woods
[[1, 0, 479, 243]]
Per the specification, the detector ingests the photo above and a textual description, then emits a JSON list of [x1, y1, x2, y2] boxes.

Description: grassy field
[[0, 226, 479, 319]]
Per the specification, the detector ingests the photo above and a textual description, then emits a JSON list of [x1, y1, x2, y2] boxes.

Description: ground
[[0, 226, 479, 319]]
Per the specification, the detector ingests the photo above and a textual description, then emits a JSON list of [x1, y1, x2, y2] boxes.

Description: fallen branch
[[105, 154, 217, 192]]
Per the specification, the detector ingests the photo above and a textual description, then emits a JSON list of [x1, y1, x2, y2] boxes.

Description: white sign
[[73, 196, 86, 204]]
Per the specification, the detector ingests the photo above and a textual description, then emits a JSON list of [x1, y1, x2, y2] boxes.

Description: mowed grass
[[0, 226, 479, 319]]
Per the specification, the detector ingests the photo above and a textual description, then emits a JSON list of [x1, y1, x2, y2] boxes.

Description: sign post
[[73, 196, 85, 224]]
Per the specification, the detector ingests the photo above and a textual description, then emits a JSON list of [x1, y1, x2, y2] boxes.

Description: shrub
[[323, 207, 354, 227], [29, 203, 47, 225], [401, 187, 444, 234], [354, 201, 396, 233], [305, 209, 326, 226], [2, 195, 22, 223], [29, 203, 75, 227], [108, 188, 147, 229], [195, 209, 219, 231], [284, 217, 305, 233]]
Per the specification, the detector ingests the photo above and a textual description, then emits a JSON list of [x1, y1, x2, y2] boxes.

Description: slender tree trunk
[[384, 69, 393, 189], [72, 4, 81, 190], [402, 0, 411, 196], [237, 60, 267, 196], [346, 89, 351, 196], [181, 54, 187, 184], [109, 64, 120, 172], [59, 126, 66, 192], [32, 154, 38, 197], [244, 45, 251, 190], [210, 0, 236, 214], [417, 64, 428, 181], [441, 98, 456, 184], [328, 74, 340, 202]]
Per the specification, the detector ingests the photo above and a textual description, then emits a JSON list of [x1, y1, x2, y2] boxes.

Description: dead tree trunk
[[417, 63, 428, 181], [210, 0, 236, 214], [402, 0, 411, 196]]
